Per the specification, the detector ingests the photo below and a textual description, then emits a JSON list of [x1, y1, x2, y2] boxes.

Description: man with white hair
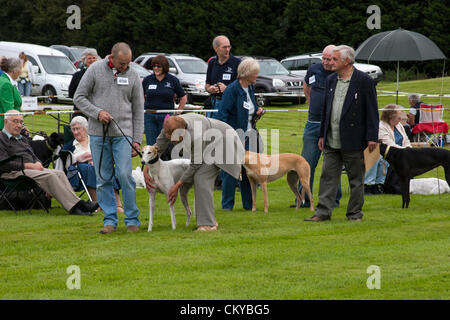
[[68, 48, 100, 119], [305, 45, 379, 222], [406, 93, 423, 128], [205, 35, 241, 118], [291, 45, 342, 209], [0, 110, 99, 215]]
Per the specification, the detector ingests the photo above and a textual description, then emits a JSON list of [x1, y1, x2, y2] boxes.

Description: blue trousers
[[364, 156, 389, 185], [299, 121, 342, 206], [145, 113, 167, 145], [90, 135, 140, 228]]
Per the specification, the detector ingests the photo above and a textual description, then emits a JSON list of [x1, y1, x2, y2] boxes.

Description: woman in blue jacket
[[216, 57, 265, 211]]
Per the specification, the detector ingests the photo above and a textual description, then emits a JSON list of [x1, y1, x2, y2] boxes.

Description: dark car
[[237, 56, 305, 107]]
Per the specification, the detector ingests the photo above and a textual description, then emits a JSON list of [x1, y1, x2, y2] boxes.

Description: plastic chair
[[411, 103, 449, 146]]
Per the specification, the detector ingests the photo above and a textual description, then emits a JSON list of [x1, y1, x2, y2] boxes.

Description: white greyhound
[[141, 145, 193, 231]]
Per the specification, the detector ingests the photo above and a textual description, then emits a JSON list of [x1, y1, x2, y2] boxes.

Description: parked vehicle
[[129, 62, 151, 83], [134, 53, 209, 104], [281, 52, 384, 83], [0, 41, 77, 102], [237, 56, 305, 107], [50, 45, 87, 67]]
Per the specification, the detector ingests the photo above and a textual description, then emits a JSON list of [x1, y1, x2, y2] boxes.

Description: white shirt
[[242, 87, 255, 131], [72, 136, 91, 160], [4, 72, 18, 88]]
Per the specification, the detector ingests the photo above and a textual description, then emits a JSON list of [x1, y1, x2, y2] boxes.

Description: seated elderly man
[[0, 110, 99, 215], [405, 93, 423, 140]]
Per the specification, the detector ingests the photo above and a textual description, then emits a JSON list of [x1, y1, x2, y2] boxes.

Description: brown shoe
[[127, 225, 140, 233], [304, 215, 330, 222], [99, 225, 116, 234]]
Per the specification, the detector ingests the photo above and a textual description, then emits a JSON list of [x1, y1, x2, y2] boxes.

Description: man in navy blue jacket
[[305, 45, 379, 222]]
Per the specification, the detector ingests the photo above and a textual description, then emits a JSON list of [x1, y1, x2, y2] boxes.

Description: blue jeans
[[144, 113, 167, 145], [90, 135, 140, 228], [210, 97, 222, 119], [298, 121, 342, 206], [364, 156, 389, 185], [18, 80, 32, 96]]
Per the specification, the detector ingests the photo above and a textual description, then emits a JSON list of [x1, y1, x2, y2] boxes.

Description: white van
[[0, 41, 77, 101]]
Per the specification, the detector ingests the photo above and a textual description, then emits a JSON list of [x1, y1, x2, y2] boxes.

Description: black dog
[[379, 143, 450, 208], [29, 132, 65, 168]]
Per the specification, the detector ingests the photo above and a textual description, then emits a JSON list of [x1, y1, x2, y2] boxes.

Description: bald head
[[163, 116, 187, 142], [110, 42, 132, 73], [322, 44, 336, 71], [111, 42, 131, 56], [213, 35, 231, 62]]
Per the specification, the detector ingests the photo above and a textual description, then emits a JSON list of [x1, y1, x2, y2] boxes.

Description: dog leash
[[98, 119, 143, 181]]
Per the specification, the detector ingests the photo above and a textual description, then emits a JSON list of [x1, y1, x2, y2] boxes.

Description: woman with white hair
[[63, 116, 123, 213], [0, 57, 22, 129], [68, 48, 100, 118], [216, 57, 265, 211]]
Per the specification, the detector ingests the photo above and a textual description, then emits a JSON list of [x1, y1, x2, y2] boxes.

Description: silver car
[[134, 53, 209, 103], [281, 53, 383, 83]]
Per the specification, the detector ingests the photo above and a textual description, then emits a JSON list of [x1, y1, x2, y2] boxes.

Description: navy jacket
[[320, 68, 379, 151], [216, 79, 260, 131]]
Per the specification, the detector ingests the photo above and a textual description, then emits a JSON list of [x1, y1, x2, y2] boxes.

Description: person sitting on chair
[[0, 110, 99, 215], [364, 104, 412, 195], [63, 116, 123, 213]]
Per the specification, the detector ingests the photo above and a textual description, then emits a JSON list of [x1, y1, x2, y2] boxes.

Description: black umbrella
[[355, 28, 447, 102]]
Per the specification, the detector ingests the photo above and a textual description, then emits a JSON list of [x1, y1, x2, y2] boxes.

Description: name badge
[[309, 75, 316, 84], [148, 84, 157, 90], [117, 77, 129, 85], [243, 101, 251, 110], [222, 73, 231, 81]]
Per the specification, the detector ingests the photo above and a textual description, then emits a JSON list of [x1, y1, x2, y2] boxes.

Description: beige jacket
[[155, 113, 245, 184], [378, 120, 411, 148]]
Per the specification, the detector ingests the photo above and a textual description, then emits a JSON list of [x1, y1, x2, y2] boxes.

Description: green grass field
[[0, 77, 449, 300]]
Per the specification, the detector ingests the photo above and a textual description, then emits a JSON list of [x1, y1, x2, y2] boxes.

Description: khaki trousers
[[1, 169, 80, 212], [182, 164, 221, 227]]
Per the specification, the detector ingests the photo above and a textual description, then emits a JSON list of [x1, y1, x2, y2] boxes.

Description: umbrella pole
[[396, 61, 399, 104]]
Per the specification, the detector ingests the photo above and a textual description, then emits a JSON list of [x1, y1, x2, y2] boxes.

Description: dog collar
[[383, 145, 391, 160], [148, 154, 159, 165], [46, 140, 56, 152]]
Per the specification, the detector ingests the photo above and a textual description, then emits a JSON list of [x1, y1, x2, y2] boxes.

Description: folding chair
[[0, 154, 50, 213], [412, 103, 449, 146], [55, 150, 92, 201]]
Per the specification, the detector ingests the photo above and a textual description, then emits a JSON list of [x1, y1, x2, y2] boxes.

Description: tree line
[[0, 0, 447, 77]]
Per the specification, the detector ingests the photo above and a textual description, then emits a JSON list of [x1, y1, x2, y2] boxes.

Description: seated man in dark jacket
[[0, 110, 98, 215]]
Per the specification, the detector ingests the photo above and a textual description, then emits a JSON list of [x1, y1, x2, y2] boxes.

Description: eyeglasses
[[152, 65, 162, 69], [10, 119, 24, 125]]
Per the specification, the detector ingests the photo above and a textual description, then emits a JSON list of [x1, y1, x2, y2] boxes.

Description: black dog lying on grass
[[29, 132, 65, 168], [379, 143, 450, 208]]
